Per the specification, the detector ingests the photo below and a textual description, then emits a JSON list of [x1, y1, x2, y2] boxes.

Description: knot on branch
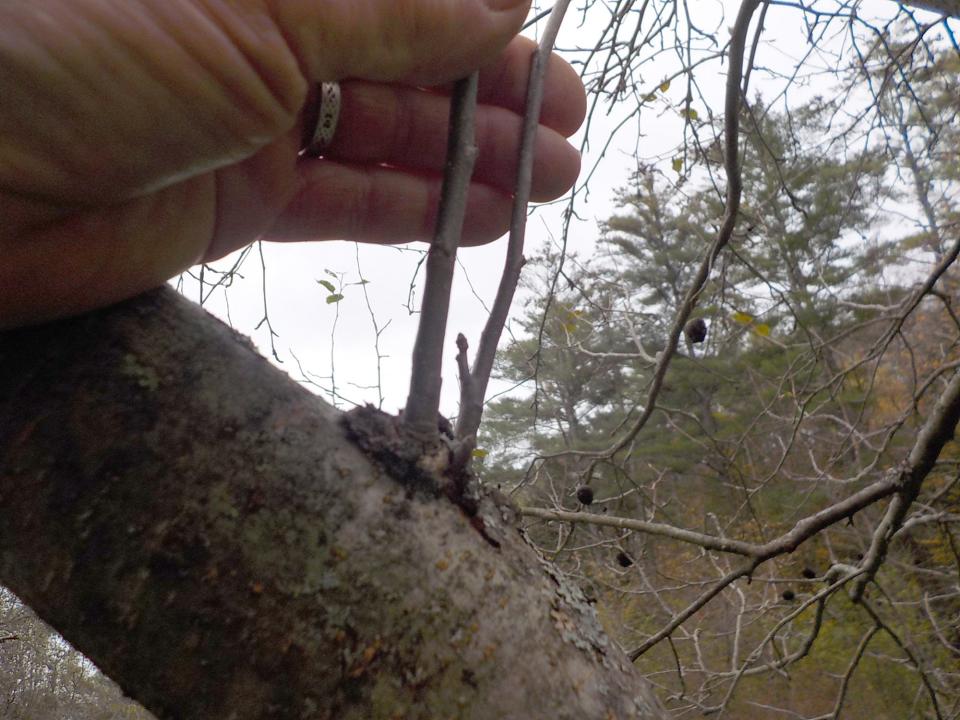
[[342, 405, 451, 498], [341, 405, 517, 548]]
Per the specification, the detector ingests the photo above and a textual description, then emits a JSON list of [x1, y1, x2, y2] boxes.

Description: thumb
[[272, 0, 532, 85]]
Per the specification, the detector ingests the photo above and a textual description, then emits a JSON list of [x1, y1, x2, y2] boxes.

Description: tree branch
[[456, 0, 574, 444], [521, 507, 757, 556], [404, 73, 479, 434], [851, 366, 960, 600], [0, 288, 666, 720]]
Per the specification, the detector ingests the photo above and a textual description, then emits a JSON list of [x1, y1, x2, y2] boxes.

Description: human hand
[[0, 0, 585, 328]]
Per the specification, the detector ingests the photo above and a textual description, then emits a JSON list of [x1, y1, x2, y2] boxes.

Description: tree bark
[[0, 288, 663, 720], [901, 0, 960, 17]]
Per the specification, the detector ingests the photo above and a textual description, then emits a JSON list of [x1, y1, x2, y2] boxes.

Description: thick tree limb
[[0, 288, 664, 720]]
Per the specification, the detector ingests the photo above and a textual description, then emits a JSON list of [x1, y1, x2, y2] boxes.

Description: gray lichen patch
[[120, 353, 160, 391]]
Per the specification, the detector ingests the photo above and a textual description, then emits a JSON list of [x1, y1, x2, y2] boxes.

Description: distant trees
[[480, 41, 960, 717], [0, 588, 153, 720]]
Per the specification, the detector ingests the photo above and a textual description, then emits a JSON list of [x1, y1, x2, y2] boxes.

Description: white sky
[[174, 1, 948, 419]]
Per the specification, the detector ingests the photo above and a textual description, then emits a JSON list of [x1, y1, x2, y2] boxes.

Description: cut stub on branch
[[0, 287, 665, 720]]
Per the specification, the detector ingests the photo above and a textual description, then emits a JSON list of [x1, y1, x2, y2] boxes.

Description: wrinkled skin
[[0, 0, 586, 327]]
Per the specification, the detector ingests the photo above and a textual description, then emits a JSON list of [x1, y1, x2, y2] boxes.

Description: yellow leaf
[[754, 324, 771, 337], [643, 92, 657, 103], [562, 322, 577, 333], [472, 448, 489, 459], [684, 107, 699, 120], [659, 80, 671, 92], [672, 157, 683, 173], [732, 311, 753, 324]]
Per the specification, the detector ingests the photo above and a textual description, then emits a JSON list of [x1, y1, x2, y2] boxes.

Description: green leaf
[[318, 279, 336, 293], [683, 107, 699, 121], [672, 157, 684, 173], [643, 92, 658, 103], [472, 448, 489, 459], [659, 80, 671, 92], [326, 294, 345, 304], [732, 311, 753, 325], [324, 269, 338, 278]]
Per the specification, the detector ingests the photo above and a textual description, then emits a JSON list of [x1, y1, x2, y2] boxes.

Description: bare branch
[[628, 564, 756, 661], [521, 506, 757, 556], [523, 470, 900, 560], [404, 73, 480, 434], [852, 366, 960, 600], [822, 625, 881, 720], [860, 599, 945, 720], [456, 1, 573, 442]]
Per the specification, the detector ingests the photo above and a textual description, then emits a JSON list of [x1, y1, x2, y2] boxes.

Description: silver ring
[[305, 81, 341, 156]]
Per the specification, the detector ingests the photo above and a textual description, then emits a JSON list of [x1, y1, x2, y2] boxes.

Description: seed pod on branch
[[576, 486, 594, 505], [684, 317, 707, 344]]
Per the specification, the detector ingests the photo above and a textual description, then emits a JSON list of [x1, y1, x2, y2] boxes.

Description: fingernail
[[485, 0, 529, 10]]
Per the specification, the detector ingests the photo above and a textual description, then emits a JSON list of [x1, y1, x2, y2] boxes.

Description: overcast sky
[[174, 0, 940, 418]]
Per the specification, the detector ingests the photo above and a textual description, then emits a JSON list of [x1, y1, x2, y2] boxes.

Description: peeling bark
[[0, 288, 663, 720]]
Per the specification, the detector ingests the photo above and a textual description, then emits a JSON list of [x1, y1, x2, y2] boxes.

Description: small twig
[[403, 73, 480, 434], [455, 333, 476, 436], [628, 563, 757, 660], [456, 0, 574, 442], [860, 599, 945, 720], [821, 625, 879, 720], [254, 241, 282, 363], [355, 245, 388, 410]]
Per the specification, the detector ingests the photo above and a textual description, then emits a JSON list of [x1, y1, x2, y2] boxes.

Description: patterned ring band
[[303, 82, 341, 157]]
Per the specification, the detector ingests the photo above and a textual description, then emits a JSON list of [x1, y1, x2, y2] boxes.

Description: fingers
[[0, 177, 215, 329], [0, 0, 532, 205], [319, 81, 580, 202], [260, 161, 515, 250], [269, 0, 532, 86], [476, 35, 586, 137]]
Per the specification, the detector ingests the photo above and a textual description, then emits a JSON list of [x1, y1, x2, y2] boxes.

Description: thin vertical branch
[[824, 625, 879, 720], [456, 1, 574, 443], [403, 73, 480, 434]]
